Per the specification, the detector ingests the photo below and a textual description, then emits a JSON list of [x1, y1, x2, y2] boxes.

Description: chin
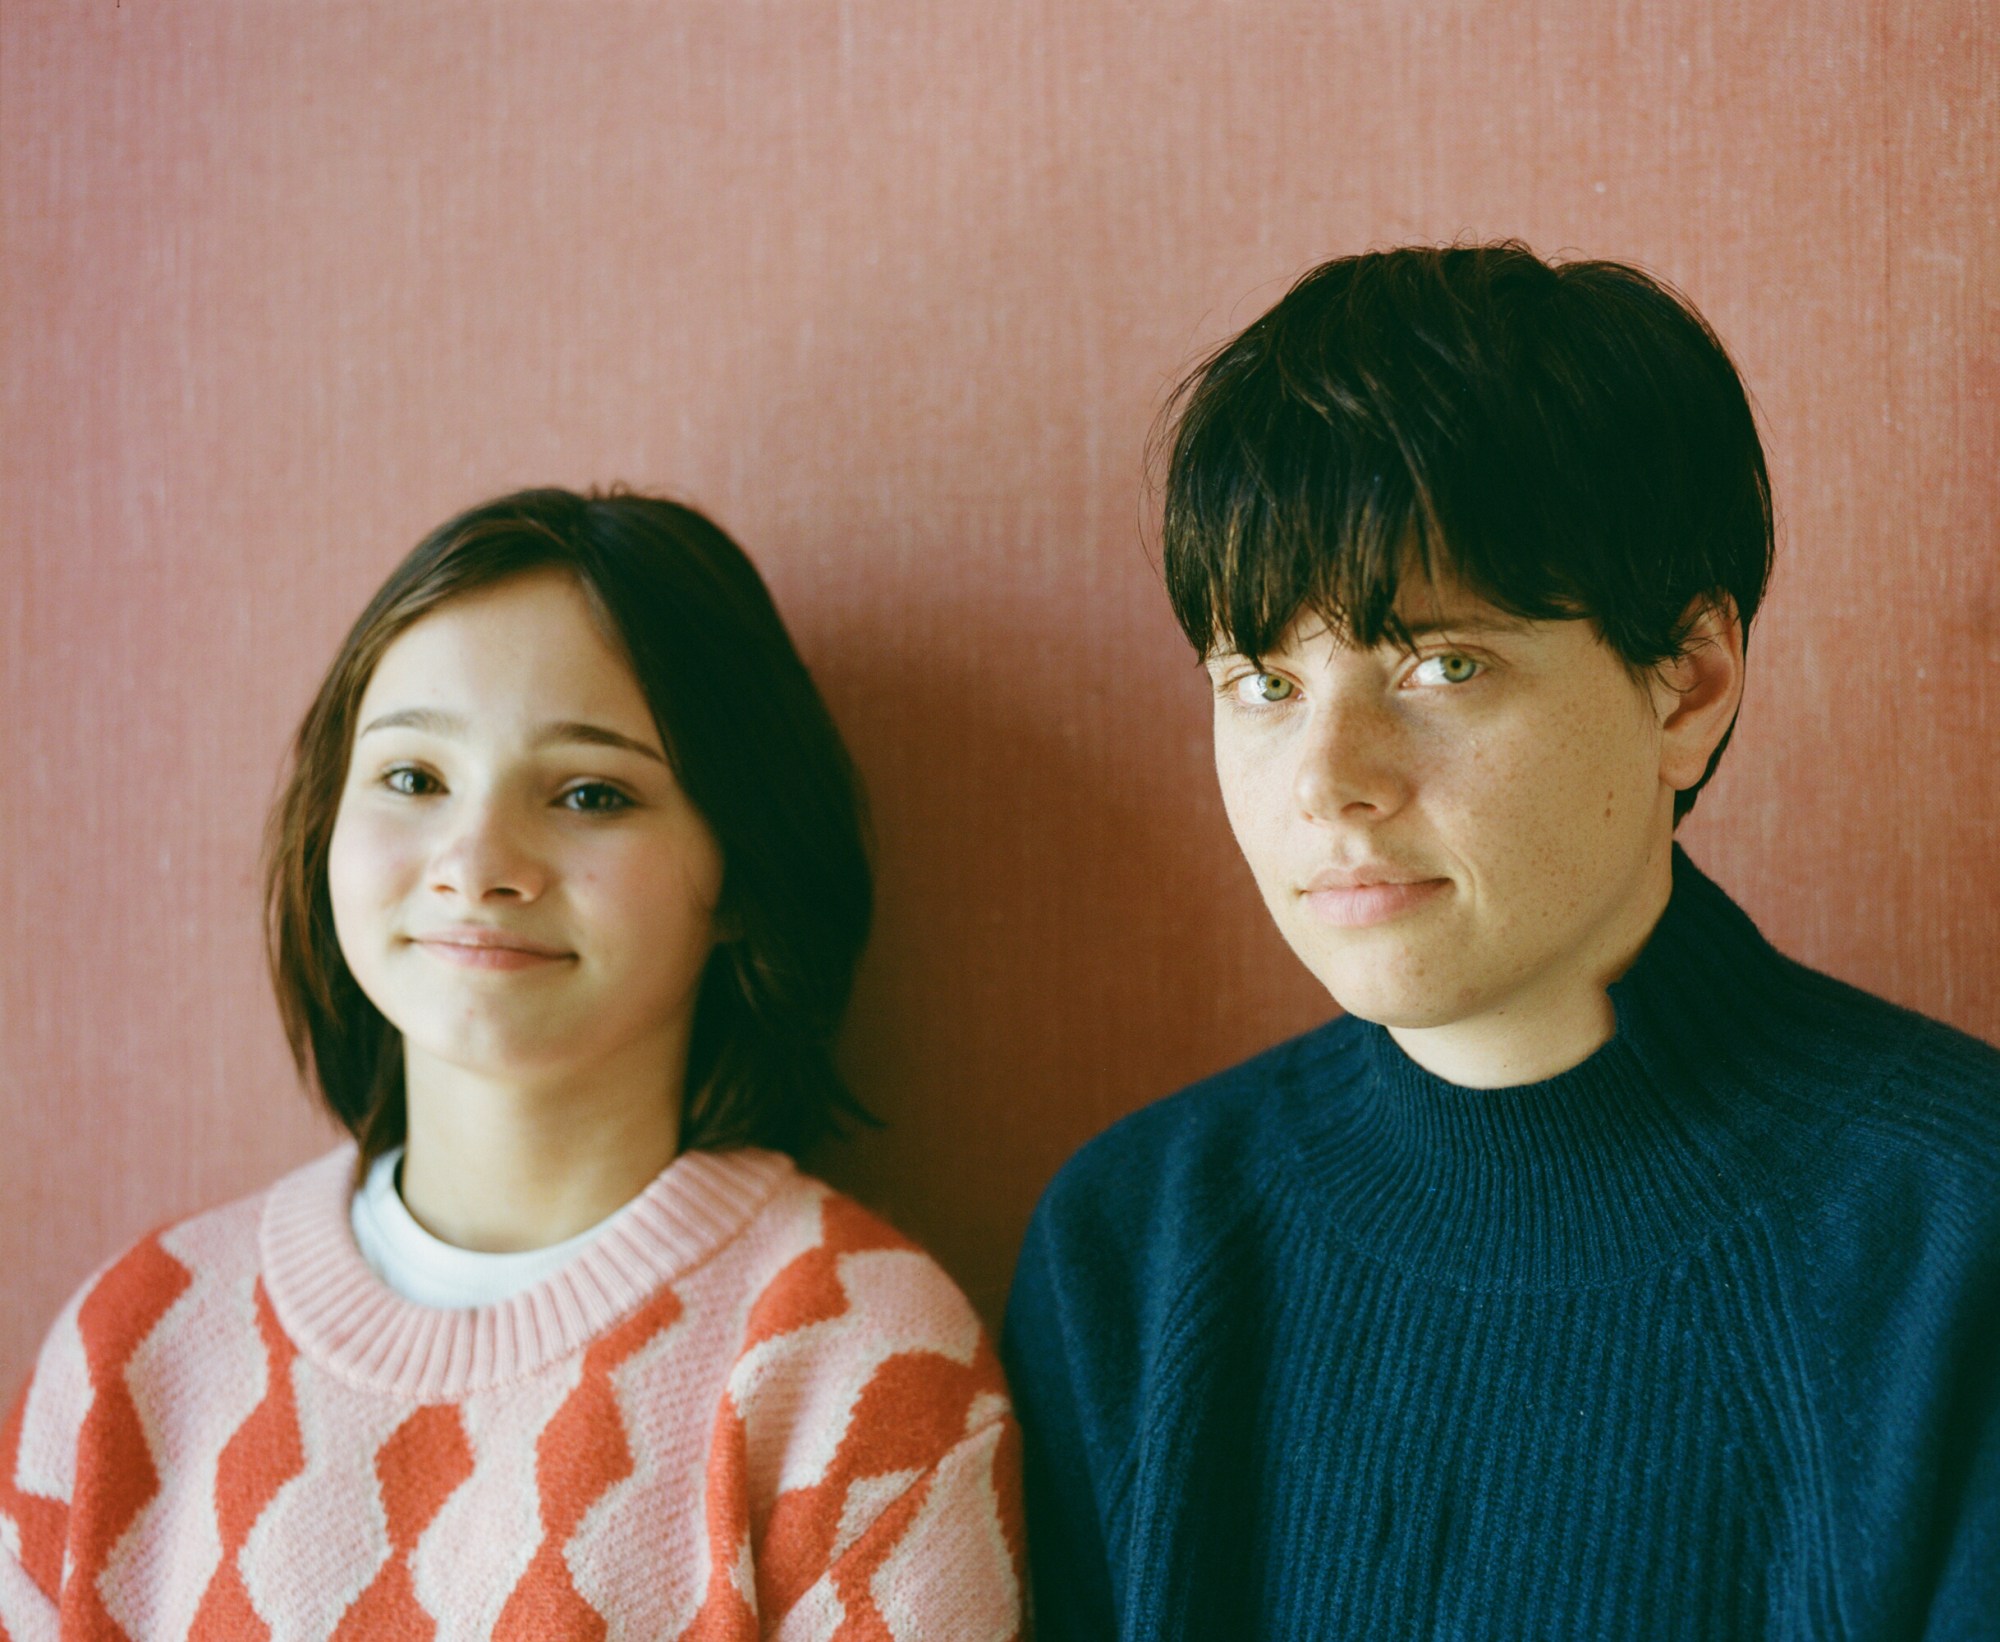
[[1311, 962, 1478, 1032], [400, 1017, 569, 1080], [1325, 992, 1450, 1029]]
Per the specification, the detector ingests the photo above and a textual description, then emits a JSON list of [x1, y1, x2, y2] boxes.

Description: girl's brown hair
[[265, 488, 873, 1170]]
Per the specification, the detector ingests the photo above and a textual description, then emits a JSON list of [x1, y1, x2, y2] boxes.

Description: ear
[[1652, 596, 1746, 796]]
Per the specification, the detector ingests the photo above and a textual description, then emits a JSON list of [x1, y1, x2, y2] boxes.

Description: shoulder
[[1805, 986, 2000, 1248], [1736, 962, 2000, 1343], [1757, 989, 2000, 1492], [1766, 954, 2000, 1187], [1000, 1019, 1359, 1524], [17, 1174, 274, 1395], [1674, 853, 1998, 1164], [1028, 1014, 1361, 1257], [714, 1166, 1018, 1624], [1859, 990, 2000, 1157], [1667, 852, 2000, 1197], [1007, 1015, 1362, 1374], [1, 1170, 284, 1593], [1860, 986, 2000, 1118], [730, 1163, 1003, 1403]]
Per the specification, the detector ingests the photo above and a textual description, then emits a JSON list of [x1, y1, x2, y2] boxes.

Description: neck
[[398, 1037, 685, 1252], [1384, 831, 1676, 1089]]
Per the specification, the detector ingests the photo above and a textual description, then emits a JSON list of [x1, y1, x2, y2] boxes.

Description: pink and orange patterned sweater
[[0, 1147, 1022, 1640]]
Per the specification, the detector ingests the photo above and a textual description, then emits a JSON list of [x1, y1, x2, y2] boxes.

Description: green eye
[[1415, 653, 1480, 686], [1249, 673, 1295, 703]]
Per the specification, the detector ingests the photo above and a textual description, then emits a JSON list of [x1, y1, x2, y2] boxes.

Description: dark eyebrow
[[1201, 608, 1533, 667], [1394, 611, 1536, 641], [357, 708, 666, 765]]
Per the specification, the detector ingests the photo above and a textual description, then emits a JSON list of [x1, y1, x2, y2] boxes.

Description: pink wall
[[4, 0, 1995, 1385]]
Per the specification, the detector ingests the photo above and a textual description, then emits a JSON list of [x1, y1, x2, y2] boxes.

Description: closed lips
[[409, 929, 573, 965], [1301, 865, 1444, 893], [1300, 873, 1449, 928]]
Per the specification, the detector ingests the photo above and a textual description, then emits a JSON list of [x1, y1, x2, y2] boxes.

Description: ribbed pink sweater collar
[[260, 1145, 794, 1399]]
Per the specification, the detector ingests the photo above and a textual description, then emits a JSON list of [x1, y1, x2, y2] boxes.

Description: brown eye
[[561, 782, 633, 813], [382, 765, 440, 796]]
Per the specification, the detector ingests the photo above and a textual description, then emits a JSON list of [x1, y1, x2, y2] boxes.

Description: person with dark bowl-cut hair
[[1003, 244, 1999, 1640]]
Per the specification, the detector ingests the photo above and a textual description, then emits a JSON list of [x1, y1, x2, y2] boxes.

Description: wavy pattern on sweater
[[1, 1148, 1021, 1642]]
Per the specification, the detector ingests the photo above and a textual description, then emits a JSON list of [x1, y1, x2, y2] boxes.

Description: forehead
[[359, 572, 652, 726], [1386, 565, 1527, 626]]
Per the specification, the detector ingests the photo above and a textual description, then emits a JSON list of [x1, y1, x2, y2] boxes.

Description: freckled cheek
[[1508, 718, 1646, 893], [1425, 731, 1574, 890]]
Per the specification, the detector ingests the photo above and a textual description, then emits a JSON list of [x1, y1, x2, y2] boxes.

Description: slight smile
[[1300, 873, 1451, 929], [406, 927, 576, 971]]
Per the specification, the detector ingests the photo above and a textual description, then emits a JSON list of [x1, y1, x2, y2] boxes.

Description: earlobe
[[1655, 597, 1747, 793]]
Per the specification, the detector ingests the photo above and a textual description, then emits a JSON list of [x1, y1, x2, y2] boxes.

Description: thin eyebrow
[[358, 707, 465, 738], [357, 707, 667, 764], [539, 721, 668, 764]]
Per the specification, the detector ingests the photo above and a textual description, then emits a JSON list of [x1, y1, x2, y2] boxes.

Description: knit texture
[[2, 1147, 1021, 1640], [1004, 848, 2000, 1640]]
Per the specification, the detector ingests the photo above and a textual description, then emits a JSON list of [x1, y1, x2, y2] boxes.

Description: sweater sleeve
[[770, 1414, 1021, 1641], [1002, 1198, 1123, 1642], [1923, 1411, 1999, 1638], [0, 1543, 61, 1642], [1781, 1046, 2000, 1637], [1918, 1238, 2000, 1637], [1, 1327, 81, 1638], [714, 1188, 1026, 1638]]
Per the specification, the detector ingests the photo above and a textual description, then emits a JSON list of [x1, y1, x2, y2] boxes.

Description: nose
[[1292, 695, 1410, 822], [427, 796, 548, 903]]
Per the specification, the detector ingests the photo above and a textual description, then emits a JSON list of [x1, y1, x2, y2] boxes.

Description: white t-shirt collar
[[348, 1145, 626, 1310]]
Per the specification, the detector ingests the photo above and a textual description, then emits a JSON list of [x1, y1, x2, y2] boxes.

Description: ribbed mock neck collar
[[261, 1144, 794, 1398], [1285, 847, 1860, 1290]]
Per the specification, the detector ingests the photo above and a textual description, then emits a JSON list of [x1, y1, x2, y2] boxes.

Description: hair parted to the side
[[265, 487, 874, 1173], [1159, 240, 1774, 820]]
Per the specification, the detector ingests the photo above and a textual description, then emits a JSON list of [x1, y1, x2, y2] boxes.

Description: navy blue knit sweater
[[1003, 851, 2000, 1639]]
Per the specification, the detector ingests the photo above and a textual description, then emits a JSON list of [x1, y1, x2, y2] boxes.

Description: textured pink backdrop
[[3, 0, 1996, 1386]]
